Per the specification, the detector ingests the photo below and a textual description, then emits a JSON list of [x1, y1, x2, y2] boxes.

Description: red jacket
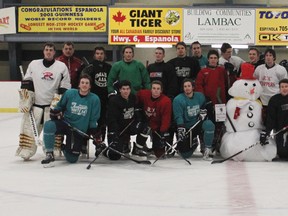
[[195, 66, 227, 105], [137, 89, 171, 133], [56, 55, 83, 88]]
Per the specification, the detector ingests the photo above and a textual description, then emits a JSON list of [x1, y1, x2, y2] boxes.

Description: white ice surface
[[1, 113, 288, 216]]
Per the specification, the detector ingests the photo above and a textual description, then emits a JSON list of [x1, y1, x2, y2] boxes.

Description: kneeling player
[[104, 80, 151, 161], [41, 74, 100, 167], [173, 79, 215, 160]]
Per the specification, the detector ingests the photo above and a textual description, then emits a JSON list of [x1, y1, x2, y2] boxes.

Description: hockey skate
[[122, 142, 131, 154], [41, 152, 55, 168], [203, 148, 213, 161], [131, 142, 147, 159]]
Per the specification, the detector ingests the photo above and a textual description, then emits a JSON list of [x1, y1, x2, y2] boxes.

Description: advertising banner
[[256, 8, 288, 45], [109, 7, 182, 45], [18, 6, 107, 33], [183, 8, 255, 45], [0, 7, 16, 35]]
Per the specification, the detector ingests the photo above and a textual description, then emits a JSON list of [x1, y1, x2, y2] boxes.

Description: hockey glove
[[199, 109, 207, 121], [260, 130, 269, 146], [50, 109, 63, 120], [18, 89, 35, 113], [159, 132, 170, 148], [177, 127, 186, 141]]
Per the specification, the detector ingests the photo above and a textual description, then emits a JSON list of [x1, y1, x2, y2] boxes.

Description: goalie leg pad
[[16, 112, 38, 160]]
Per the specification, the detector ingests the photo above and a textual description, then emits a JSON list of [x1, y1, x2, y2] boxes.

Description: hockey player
[[195, 49, 227, 151], [56, 42, 84, 88], [105, 80, 151, 160], [167, 41, 200, 94], [254, 48, 288, 123], [81, 46, 112, 147], [173, 78, 215, 160], [107, 46, 151, 96], [147, 47, 178, 100], [261, 79, 288, 160], [41, 74, 101, 167], [191, 41, 208, 69], [136, 80, 172, 158], [16, 42, 71, 160]]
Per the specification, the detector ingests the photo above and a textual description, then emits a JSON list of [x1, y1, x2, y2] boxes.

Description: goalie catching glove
[[19, 89, 34, 113]]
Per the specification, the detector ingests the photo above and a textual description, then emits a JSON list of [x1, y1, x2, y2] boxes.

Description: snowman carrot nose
[[250, 88, 255, 94]]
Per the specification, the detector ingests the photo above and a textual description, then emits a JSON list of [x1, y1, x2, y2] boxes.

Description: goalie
[[16, 42, 71, 160]]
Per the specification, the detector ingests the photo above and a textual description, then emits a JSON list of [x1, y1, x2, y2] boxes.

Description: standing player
[[56, 42, 84, 88], [137, 80, 172, 158], [16, 42, 71, 160], [41, 74, 101, 167], [254, 48, 287, 122], [173, 79, 215, 160], [107, 46, 151, 96], [147, 47, 178, 100], [191, 41, 208, 69], [167, 41, 200, 94], [82, 46, 111, 146]]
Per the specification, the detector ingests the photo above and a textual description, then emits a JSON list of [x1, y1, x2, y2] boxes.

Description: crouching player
[[104, 80, 151, 161], [136, 80, 172, 158], [173, 79, 215, 160], [41, 74, 100, 167], [16, 42, 71, 160]]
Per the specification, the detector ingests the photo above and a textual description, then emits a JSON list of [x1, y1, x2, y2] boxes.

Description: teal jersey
[[173, 92, 206, 128], [198, 55, 208, 69], [55, 89, 100, 133], [107, 60, 151, 95]]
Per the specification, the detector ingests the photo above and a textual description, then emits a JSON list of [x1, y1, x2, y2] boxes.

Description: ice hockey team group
[[15, 41, 288, 167]]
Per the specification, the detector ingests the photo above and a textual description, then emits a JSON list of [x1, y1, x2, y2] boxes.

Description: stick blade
[[211, 159, 225, 164]]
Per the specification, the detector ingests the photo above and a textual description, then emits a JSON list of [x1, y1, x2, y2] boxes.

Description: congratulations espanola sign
[[109, 7, 182, 45]]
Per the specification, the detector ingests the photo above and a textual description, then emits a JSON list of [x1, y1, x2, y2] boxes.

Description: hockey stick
[[19, 65, 42, 146], [86, 120, 136, 169], [152, 119, 201, 165], [154, 131, 191, 165], [211, 126, 288, 164]]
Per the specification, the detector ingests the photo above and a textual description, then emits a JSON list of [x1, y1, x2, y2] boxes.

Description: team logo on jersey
[[42, 71, 54, 80], [175, 67, 191, 77], [150, 72, 163, 78], [123, 107, 134, 119], [94, 72, 107, 87], [71, 102, 88, 116], [145, 107, 156, 117], [187, 105, 199, 117]]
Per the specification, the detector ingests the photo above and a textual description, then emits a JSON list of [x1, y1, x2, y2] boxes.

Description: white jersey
[[219, 56, 245, 72], [254, 64, 287, 106], [24, 59, 71, 106]]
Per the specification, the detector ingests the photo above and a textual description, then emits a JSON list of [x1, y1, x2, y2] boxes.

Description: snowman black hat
[[238, 63, 256, 80]]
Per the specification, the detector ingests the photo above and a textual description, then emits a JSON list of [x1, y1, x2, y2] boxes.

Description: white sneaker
[[203, 148, 213, 161]]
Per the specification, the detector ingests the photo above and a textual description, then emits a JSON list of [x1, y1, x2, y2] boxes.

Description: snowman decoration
[[220, 63, 276, 161]]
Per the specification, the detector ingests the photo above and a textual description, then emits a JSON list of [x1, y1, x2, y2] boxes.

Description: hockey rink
[[1, 113, 288, 216]]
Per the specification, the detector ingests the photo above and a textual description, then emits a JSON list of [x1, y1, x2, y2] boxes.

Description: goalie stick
[[211, 126, 288, 164], [19, 65, 42, 146], [152, 119, 201, 165]]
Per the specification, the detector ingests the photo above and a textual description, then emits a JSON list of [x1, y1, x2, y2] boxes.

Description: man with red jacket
[[137, 80, 172, 157], [56, 42, 84, 88]]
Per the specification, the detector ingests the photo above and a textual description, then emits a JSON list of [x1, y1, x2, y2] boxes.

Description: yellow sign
[[109, 8, 182, 45], [256, 8, 288, 45], [18, 6, 107, 32]]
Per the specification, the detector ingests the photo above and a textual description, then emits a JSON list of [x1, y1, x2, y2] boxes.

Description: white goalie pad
[[18, 89, 35, 113], [16, 106, 43, 160]]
